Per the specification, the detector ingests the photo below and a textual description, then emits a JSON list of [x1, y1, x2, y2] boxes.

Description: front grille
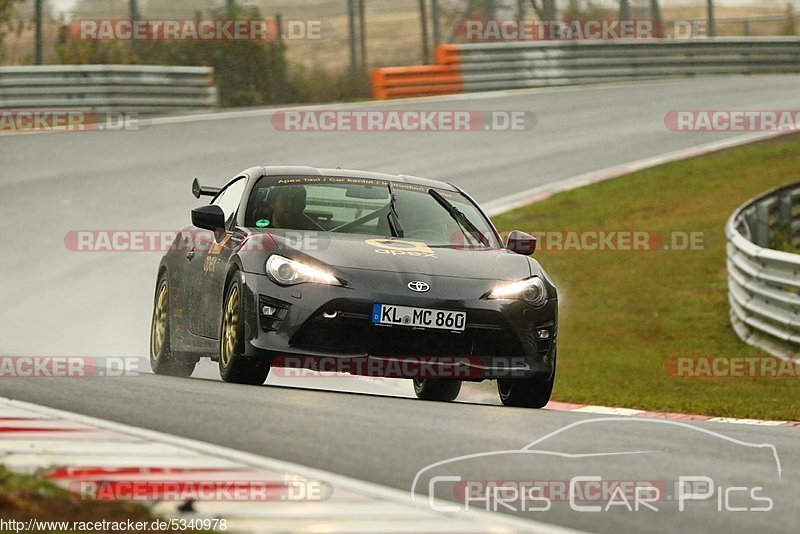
[[291, 311, 526, 358]]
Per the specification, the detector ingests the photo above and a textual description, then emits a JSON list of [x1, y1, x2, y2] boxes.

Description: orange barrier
[[435, 44, 461, 65], [372, 46, 463, 100]]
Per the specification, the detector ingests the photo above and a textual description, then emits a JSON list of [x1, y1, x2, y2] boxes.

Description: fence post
[[544, 0, 556, 20], [419, 0, 430, 64], [486, 0, 496, 21], [34, 0, 43, 65], [359, 0, 367, 71], [432, 0, 441, 48], [706, 0, 716, 37], [620, 0, 631, 21], [347, 0, 358, 74], [129, 0, 139, 53], [779, 192, 793, 230], [650, 0, 664, 38], [754, 202, 770, 247], [778, 191, 792, 246]]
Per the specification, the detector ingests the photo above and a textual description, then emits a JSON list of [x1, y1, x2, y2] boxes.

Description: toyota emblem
[[408, 281, 430, 293]]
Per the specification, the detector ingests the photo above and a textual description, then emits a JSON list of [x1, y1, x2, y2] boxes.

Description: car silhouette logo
[[408, 281, 430, 293]]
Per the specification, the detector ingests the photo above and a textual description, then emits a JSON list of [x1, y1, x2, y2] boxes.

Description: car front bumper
[[239, 270, 557, 381]]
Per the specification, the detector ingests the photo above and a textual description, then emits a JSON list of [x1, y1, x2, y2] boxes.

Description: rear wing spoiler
[[192, 178, 221, 199]]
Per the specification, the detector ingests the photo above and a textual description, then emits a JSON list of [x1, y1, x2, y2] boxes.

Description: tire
[[413, 378, 462, 402], [497, 352, 556, 409], [219, 273, 270, 385], [150, 273, 197, 377]]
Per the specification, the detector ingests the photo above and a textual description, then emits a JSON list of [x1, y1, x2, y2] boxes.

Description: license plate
[[371, 304, 466, 332]]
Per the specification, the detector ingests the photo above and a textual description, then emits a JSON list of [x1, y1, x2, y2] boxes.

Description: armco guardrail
[[727, 181, 800, 360], [373, 37, 800, 99], [371, 64, 462, 99], [0, 65, 217, 114]]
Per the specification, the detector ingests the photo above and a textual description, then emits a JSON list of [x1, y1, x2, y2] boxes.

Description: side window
[[212, 178, 247, 228]]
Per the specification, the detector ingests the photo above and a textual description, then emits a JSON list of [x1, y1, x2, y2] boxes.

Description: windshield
[[246, 177, 499, 248]]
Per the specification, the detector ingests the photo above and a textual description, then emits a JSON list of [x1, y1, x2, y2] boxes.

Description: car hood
[[266, 231, 532, 281]]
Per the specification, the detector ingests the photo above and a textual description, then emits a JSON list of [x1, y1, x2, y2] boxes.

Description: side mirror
[[192, 205, 226, 234], [507, 230, 537, 256]]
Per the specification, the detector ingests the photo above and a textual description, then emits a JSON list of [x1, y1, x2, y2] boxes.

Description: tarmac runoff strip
[[545, 401, 800, 428], [0, 397, 577, 534]]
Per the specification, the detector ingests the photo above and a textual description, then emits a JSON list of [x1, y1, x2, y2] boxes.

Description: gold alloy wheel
[[150, 282, 168, 361], [220, 284, 240, 368]]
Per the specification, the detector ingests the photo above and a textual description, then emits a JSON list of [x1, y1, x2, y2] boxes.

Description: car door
[[186, 177, 248, 339]]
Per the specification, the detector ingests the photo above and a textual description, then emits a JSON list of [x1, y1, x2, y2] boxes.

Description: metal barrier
[[371, 65, 462, 100], [727, 181, 800, 360], [373, 37, 800, 99], [0, 65, 217, 114]]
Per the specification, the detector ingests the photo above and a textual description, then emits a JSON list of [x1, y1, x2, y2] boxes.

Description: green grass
[[0, 466, 73, 500], [0, 466, 219, 532], [492, 133, 800, 420]]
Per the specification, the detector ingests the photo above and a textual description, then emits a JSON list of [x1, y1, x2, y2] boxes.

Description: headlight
[[266, 255, 341, 287], [486, 277, 547, 307]]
